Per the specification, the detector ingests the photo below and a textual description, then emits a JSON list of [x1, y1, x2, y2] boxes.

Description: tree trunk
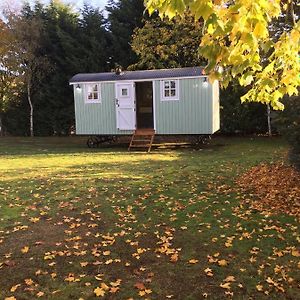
[[267, 104, 272, 136], [27, 83, 34, 137]]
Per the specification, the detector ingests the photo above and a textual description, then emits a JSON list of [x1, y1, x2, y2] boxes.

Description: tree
[[106, 0, 148, 68], [130, 13, 206, 70], [2, 12, 50, 136], [145, 0, 300, 110]]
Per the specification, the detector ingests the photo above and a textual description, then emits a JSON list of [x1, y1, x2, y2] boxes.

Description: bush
[[220, 84, 268, 134], [274, 94, 300, 169]]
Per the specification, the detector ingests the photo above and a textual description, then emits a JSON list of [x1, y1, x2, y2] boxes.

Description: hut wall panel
[[212, 80, 220, 133], [154, 78, 213, 134], [74, 83, 132, 135]]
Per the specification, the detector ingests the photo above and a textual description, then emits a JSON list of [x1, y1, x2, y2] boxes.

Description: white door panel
[[115, 82, 136, 130]]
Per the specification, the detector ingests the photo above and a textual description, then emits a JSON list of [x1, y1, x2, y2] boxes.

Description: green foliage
[[106, 0, 147, 68], [130, 13, 206, 70], [145, 0, 300, 110], [220, 84, 268, 134], [275, 94, 300, 168], [1, 1, 111, 136]]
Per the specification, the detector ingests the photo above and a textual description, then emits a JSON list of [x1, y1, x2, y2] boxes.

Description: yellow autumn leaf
[[24, 278, 34, 286], [21, 246, 29, 253], [220, 282, 231, 289], [218, 259, 228, 266], [291, 249, 300, 257], [138, 290, 146, 296], [103, 251, 110, 256], [100, 282, 110, 291], [224, 276, 235, 282], [253, 22, 268, 38], [170, 253, 178, 262], [80, 262, 88, 267], [36, 291, 44, 297], [94, 287, 105, 297], [5, 297, 16, 300], [256, 284, 263, 291], [188, 259, 199, 264], [10, 284, 21, 292]]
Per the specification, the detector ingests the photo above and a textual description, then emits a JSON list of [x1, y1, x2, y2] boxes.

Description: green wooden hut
[[69, 67, 220, 146]]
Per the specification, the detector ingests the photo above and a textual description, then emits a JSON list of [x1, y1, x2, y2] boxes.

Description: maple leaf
[[94, 287, 105, 297], [100, 282, 110, 291], [37, 291, 45, 297], [204, 268, 213, 277], [21, 246, 29, 253], [220, 282, 231, 289], [5, 297, 16, 300], [29, 217, 40, 223], [24, 278, 34, 286], [134, 282, 146, 290], [10, 284, 21, 292], [170, 253, 178, 262], [188, 259, 199, 264], [224, 276, 235, 282], [256, 284, 263, 291], [103, 250, 110, 256], [218, 259, 228, 266]]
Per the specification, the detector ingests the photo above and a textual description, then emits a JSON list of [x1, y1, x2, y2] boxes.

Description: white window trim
[[84, 83, 101, 104], [160, 79, 180, 101]]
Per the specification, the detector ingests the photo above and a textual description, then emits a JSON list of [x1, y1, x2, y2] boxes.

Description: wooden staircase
[[128, 129, 155, 152]]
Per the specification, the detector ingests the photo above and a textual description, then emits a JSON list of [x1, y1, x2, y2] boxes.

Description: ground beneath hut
[[237, 163, 300, 219]]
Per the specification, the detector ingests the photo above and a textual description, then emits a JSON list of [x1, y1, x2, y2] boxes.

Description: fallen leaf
[[224, 276, 235, 282], [188, 259, 199, 264], [218, 259, 228, 266], [134, 282, 145, 290], [170, 253, 178, 262], [220, 282, 231, 289], [37, 291, 45, 297], [21, 246, 29, 254], [10, 284, 21, 292], [256, 284, 263, 291], [94, 287, 105, 297]]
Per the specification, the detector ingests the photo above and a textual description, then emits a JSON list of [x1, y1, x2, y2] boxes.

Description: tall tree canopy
[[106, 0, 148, 68], [130, 13, 206, 70], [145, 0, 300, 110]]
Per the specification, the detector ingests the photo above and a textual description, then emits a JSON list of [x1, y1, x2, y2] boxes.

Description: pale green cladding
[[154, 78, 214, 134], [74, 83, 132, 135], [73, 77, 219, 135]]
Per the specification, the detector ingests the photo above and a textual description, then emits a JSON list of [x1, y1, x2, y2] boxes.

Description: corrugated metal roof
[[69, 67, 205, 84]]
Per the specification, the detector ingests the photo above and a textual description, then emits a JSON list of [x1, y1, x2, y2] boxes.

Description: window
[[121, 88, 128, 96], [85, 84, 101, 103], [161, 79, 179, 101]]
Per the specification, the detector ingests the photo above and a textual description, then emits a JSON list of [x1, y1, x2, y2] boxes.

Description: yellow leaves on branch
[[145, 0, 300, 109]]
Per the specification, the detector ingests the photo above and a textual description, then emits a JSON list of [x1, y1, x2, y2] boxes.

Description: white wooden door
[[115, 82, 136, 130]]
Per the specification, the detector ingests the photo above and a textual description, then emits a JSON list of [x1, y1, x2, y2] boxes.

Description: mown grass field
[[0, 136, 299, 300]]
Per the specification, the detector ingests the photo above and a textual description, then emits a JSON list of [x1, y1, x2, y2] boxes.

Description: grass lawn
[[0, 136, 299, 300]]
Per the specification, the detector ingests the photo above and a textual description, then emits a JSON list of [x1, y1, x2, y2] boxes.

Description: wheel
[[86, 137, 98, 148]]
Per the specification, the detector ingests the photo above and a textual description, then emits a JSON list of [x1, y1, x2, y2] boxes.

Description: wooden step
[[128, 129, 155, 152]]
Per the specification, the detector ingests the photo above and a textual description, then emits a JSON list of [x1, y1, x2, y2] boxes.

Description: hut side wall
[[74, 83, 132, 135], [154, 78, 214, 134]]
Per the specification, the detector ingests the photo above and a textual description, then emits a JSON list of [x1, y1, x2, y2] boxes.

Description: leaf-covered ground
[[238, 163, 300, 220], [0, 137, 299, 300]]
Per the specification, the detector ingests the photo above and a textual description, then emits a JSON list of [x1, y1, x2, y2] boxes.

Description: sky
[[0, 0, 108, 13]]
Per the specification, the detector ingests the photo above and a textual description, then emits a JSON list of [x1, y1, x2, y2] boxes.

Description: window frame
[[84, 83, 101, 104], [160, 79, 180, 101]]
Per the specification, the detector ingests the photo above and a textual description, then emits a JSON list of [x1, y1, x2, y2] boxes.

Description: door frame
[[133, 80, 156, 131]]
